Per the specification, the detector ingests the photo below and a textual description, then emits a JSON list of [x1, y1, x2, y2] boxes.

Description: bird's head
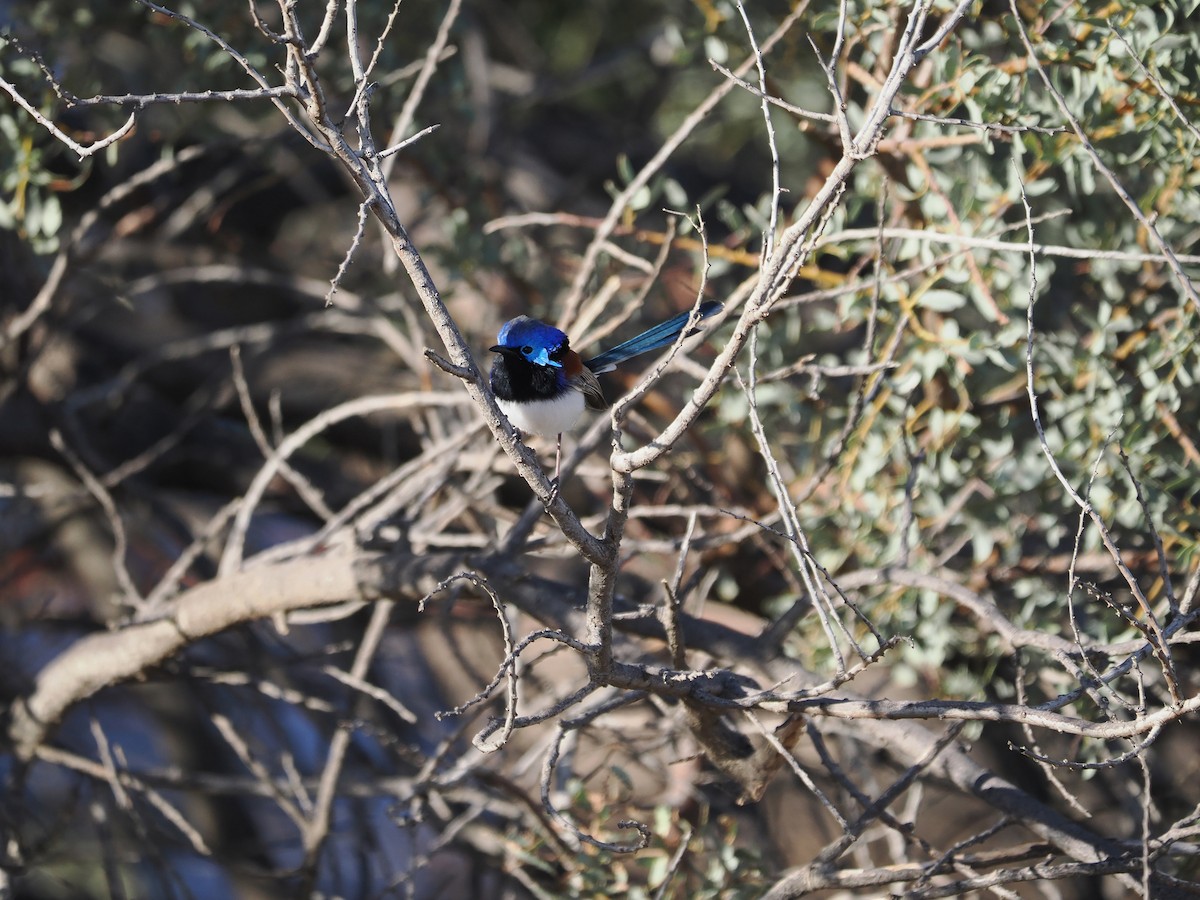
[[489, 317, 569, 369]]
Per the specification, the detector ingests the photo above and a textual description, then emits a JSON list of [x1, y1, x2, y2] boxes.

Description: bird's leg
[[547, 432, 563, 503]]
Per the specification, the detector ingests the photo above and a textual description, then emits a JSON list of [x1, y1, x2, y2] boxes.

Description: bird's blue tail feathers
[[584, 301, 722, 374]]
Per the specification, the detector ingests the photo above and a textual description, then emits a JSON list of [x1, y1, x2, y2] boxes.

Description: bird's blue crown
[[495, 316, 567, 368]]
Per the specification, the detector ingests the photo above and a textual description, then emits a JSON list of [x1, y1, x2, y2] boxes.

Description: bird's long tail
[[584, 301, 722, 374]]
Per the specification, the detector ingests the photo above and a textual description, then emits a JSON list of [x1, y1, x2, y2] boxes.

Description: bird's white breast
[[497, 391, 586, 436]]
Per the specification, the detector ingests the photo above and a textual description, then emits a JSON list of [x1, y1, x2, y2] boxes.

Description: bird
[[489, 300, 722, 489]]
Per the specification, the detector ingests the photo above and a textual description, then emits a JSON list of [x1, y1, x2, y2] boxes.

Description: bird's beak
[[489, 345, 511, 355]]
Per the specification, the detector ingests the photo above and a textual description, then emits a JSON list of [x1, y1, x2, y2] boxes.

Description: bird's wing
[[574, 367, 608, 410]]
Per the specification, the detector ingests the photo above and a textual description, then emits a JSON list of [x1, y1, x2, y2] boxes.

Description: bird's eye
[[521, 345, 534, 355]]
